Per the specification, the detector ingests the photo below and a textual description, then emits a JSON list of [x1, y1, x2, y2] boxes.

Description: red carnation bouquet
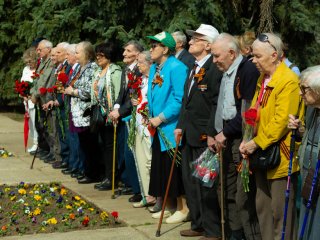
[[127, 72, 143, 149], [238, 100, 258, 192], [192, 148, 220, 188], [56, 72, 69, 93], [14, 80, 33, 97], [137, 101, 156, 137]]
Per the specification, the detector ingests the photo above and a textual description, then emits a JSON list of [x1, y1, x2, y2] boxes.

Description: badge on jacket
[[198, 84, 207, 91]]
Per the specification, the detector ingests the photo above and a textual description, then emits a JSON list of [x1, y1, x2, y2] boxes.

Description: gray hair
[[56, 42, 70, 50], [124, 40, 144, 53], [140, 50, 152, 64], [252, 32, 284, 60], [300, 65, 320, 95], [39, 39, 53, 49], [67, 43, 77, 55], [215, 33, 240, 54], [172, 31, 187, 47]]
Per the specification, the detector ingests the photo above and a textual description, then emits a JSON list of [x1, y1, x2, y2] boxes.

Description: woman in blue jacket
[[147, 31, 189, 223]]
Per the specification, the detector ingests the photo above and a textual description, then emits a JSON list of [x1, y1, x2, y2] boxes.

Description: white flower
[[17, 198, 25, 204], [34, 190, 39, 194]]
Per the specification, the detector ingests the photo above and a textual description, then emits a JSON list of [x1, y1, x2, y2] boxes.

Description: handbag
[[89, 104, 105, 132], [250, 143, 281, 170]]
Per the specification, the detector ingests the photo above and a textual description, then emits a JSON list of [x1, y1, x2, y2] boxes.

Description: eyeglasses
[[96, 53, 106, 59], [151, 43, 164, 49], [258, 34, 277, 51], [190, 36, 207, 43], [299, 85, 311, 95], [37, 47, 49, 52]]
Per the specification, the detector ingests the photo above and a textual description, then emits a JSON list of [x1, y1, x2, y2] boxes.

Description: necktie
[[188, 64, 198, 95]]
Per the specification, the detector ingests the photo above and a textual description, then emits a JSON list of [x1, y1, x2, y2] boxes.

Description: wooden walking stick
[[111, 123, 117, 199], [219, 149, 225, 240], [30, 145, 39, 169], [155, 133, 181, 237]]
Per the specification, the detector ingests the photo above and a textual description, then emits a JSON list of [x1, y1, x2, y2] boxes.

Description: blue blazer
[[147, 56, 187, 151]]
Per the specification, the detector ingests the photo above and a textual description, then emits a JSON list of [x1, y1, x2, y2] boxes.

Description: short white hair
[[252, 33, 284, 60], [215, 33, 240, 54], [39, 39, 53, 49], [172, 31, 187, 47], [301, 65, 320, 95], [56, 42, 69, 50], [67, 43, 77, 55]]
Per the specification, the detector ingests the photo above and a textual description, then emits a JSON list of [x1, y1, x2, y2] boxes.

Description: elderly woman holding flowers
[[91, 42, 122, 191], [239, 33, 304, 239], [129, 51, 156, 208], [288, 66, 320, 240], [146, 31, 188, 223], [64, 41, 100, 184]]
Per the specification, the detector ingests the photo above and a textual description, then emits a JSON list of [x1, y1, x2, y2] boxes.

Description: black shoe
[[62, 168, 77, 175], [71, 171, 80, 178], [94, 178, 111, 189], [76, 173, 85, 180], [44, 155, 55, 163], [52, 161, 68, 169], [96, 178, 112, 190], [129, 194, 142, 203], [121, 187, 133, 195], [40, 152, 52, 160], [78, 177, 98, 184]]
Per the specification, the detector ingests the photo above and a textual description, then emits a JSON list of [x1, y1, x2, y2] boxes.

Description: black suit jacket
[[177, 56, 222, 147], [177, 49, 196, 71], [115, 64, 142, 118]]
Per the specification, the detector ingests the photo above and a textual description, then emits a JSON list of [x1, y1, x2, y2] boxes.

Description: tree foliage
[[0, 0, 319, 104]]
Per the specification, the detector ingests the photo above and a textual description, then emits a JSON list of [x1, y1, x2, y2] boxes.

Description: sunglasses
[[151, 43, 165, 49], [258, 34, 277, 51], [299, 85, 311, 95]]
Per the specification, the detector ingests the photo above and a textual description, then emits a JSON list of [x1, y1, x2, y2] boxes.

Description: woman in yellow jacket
[[240, 33, 303, 240]]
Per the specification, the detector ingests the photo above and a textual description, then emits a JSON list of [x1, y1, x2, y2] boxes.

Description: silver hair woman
[[288, 65, 320, 240], [239, 32, 303, 239]]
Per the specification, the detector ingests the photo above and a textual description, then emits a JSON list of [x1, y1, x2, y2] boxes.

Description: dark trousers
[[56, 107, 69, 164], [219, 138, 261, 239], [117, 121, 140, 193], [35, 106, 50, 152], [182, 143, 221, 238], [78, 128, 101, 180], [99, 125, 116, 180], [68, 131, 84, 172]]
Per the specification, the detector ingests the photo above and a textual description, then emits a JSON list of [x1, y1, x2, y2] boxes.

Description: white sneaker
[[151, 209, 173, 219], [27, 145, 38, 153], [165, 210, 189, 224]]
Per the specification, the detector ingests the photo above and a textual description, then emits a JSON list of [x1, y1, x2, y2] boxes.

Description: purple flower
[[41, 189, 46, 194], [19, 181, 25, 185], [56, 195, 63, 203], [9, 191, 15, 196], [51, 192, 56, 197], [32, 216, 37, 223]]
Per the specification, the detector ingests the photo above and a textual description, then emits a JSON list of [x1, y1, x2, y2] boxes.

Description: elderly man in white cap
[[175, 24, 223, 240]]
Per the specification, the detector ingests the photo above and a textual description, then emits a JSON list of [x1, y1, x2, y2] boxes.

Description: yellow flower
[[33, 208, 41, 216], [66, 204, 72, 210], [10, 196, 16, 201], [60, 188, 67, 195], [23, 183, 29, 189], [74, 202, 80, 207], [24, 203, 29, 206], [47, 218, 57, 224], [41, 227, 46, 231], [34, 195, 42, 201], [100, 211, 108, 220], [88, 208, 94, 212], [80, 200, 86, 205], [18, 188, 26, 195], [74, 196, 81, 201], [4, 187, 10, 192], [11, 212, 16, 216], [2, 154, 7, 158], [29, 190, 34, 194]]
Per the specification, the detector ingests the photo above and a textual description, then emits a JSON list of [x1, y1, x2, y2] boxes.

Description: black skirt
[[148, 132, 184, 198]]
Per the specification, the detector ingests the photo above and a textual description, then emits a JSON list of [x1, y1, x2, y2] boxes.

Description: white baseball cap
[[186, 24, 219, 41]]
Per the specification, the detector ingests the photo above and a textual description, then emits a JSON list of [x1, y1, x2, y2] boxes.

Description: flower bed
[[0, 182, 123, 236]]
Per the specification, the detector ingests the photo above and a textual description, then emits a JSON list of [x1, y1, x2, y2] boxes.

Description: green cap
[[147, 31, 176, 51]]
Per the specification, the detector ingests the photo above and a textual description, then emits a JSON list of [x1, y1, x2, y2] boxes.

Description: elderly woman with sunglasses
[[288, 66, 320, 240], [239, 33, 304, 239]]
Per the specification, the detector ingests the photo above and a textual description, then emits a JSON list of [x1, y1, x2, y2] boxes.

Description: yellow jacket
[[252, 62, 304, 179]]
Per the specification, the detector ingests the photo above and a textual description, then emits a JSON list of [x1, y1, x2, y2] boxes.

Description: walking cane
[[111, 123, 117, 199], [219, 149, 225, 240], [299, 150, 320, 239], [155, 133, 181, 237], [30, 145, 39, 169], [281, 127, 297, 239]]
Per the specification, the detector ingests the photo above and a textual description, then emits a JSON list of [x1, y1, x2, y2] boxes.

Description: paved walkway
[[0, 113, 196, 240]]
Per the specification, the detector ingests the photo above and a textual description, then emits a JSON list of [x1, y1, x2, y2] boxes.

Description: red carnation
[[82, 216, 90, 226], [39, 87, 47, 95], [127, 72, 134, 81], [47, 87, 53, 93], [57, 72, 69, 85], [111, 211, 118, 219], [243, 108, 257, 126]]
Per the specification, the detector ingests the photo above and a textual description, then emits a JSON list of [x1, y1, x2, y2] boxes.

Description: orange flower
[[153, 75, 163, 87], [82, 216, 90, 226], [1, 225, 7, 231], [69, 213, 75, 220]]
